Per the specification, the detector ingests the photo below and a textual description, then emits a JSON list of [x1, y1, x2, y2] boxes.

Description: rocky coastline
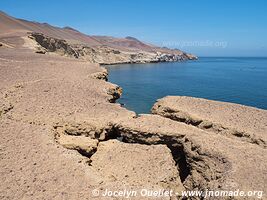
[[0, 11, 266, 200], [29, 32, 197, 65]]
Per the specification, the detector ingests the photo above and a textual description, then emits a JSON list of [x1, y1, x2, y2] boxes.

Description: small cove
[[106, 57, 267, 114]]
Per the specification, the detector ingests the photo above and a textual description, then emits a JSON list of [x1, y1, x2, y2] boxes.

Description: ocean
[[106, 57, 267, 114]]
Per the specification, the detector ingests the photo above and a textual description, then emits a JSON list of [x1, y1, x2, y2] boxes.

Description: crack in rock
[[53, 121, 189, 199], [152, 103, 266, 148], [53, 118, 231, 196], [115, 122, 229, 193], [53, 120, 119, 158]]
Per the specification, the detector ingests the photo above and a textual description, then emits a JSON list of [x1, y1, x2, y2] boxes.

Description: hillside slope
[[0, 11, 197, 64]]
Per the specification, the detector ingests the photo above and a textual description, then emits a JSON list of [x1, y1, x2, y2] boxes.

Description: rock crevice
[[53, 116, 232, 195], [152, 97, 267, 148]]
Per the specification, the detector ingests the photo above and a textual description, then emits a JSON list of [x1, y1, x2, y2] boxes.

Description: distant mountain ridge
[[0, 11, 197, 64]]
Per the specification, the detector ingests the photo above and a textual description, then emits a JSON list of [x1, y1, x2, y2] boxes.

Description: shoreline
[[0, 13, 266, 198], [1, 39, 266, 199], [28, 32, 198, 65], [105, 58, 267, 113]]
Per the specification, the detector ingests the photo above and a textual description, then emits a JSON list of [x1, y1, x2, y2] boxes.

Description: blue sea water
[[106, 57, 267, 114]]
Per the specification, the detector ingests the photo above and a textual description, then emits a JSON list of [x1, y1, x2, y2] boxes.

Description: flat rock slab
[[89, 140, 184, 193], [152, 96, 267, 147]]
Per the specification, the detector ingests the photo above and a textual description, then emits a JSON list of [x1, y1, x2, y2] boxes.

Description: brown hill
[[0, 11, 193, 55], [0, 11, 197, 64], [0, 11, 102, 46]]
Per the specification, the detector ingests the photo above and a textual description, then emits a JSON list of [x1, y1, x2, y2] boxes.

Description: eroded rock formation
[[29, 32, 197, 65], [152, 96, 267, 148], [0, 11, 266, 200], [89, 140, 185, 195]]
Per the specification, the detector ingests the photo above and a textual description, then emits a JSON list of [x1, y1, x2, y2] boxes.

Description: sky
[[1, 0, 267, 56]]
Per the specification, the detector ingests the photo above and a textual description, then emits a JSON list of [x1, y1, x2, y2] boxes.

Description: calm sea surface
[[106, 57, 267, 114]]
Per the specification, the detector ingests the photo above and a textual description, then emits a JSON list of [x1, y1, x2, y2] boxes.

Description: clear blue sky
[[1, 0, 267, 56]]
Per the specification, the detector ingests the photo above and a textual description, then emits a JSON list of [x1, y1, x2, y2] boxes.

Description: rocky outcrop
[[28, 33, 197, 64], [155, 52, 197, 62], [106, 86, 123, 103], [29, 33, 79, 58], [152, 96, 267, 148], [51, 109, 266, 199], [114, 114, 267, 197], [90, 69, 108, 81]]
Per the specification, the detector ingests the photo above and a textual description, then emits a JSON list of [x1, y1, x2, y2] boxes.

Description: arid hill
[[0, 11, 197, 64]]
